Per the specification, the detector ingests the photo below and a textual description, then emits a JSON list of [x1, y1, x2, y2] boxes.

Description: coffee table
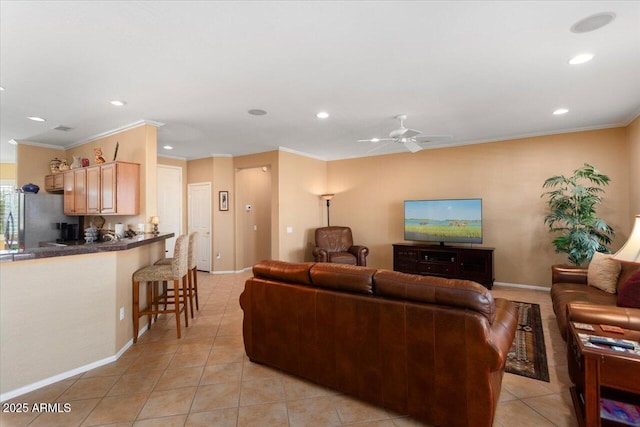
[[567, 322, 640, 427]]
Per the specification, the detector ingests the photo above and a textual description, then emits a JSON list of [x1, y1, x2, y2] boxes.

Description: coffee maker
[[58, 222, 79, 242]]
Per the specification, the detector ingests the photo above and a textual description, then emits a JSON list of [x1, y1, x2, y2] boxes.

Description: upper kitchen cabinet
[[100, 162, 139, 215], [63, 162, 140, 215], [44, 174, 64, 192], [63, 168, 87, 215]]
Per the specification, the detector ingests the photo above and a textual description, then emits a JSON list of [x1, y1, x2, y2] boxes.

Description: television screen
[[404, 199, 482, 244]]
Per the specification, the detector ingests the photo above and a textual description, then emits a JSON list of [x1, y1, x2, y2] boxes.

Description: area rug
[[505, 301, 550, 382]]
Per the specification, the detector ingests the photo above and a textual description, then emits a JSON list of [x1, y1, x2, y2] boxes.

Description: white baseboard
[[211, 267, 252, 275], [0, 325, 148, 402], [493, 281, 551, 292]]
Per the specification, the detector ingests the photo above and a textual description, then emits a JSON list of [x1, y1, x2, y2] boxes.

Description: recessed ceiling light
[[248, 109, 267, 116], [0, 86, 4, 91], [110, 100, 127, 107], [571, 12, 616, 33], [553, 108, 569, 115], [316, 112, 329, 119], [162, 145, 173, 150], [569, 53, 594, 65], [27, 116, 46, 122]]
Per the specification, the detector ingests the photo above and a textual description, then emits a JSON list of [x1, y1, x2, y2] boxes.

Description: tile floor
[[0, 271, 578, 427]]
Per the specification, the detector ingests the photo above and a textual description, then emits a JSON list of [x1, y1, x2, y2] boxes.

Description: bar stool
[[132, 234, 189, 343], [155, 232, 199, 318]]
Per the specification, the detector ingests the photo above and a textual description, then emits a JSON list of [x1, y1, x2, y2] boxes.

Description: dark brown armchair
[[312, 226, 369, 266]]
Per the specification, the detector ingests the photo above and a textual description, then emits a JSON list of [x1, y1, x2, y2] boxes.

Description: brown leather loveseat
[[550, 263, 640, 341], [240, 260, 518, 427]]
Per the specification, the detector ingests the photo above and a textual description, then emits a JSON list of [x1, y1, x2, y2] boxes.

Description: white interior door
[[188, 182, 211, 271], [157, 165, 182, 257]]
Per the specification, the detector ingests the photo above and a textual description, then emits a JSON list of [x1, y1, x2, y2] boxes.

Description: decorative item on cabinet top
[[49, 158, 62, 174]]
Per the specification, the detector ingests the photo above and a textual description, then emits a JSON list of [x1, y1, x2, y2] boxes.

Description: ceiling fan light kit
[[358, 114, 452, 153]]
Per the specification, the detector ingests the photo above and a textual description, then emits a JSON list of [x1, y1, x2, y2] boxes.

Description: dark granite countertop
[[0, 233, 174, 262]]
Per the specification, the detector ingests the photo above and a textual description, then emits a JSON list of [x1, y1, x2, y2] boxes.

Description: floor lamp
[[321, 194, 334, 226]]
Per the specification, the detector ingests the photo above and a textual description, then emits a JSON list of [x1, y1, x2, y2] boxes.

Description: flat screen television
[[404, 198, 482, 245]]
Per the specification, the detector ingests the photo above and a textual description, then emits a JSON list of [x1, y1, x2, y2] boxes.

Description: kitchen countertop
[[0, 233, 174, 262]]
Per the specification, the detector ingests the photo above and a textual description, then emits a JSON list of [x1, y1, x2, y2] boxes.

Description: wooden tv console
[[393, 243, 495, 289]]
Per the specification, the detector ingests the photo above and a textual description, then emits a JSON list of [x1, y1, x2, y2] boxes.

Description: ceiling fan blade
[[357, 138, 394, 142], [402, 128, 421, 138], [403, 140, 423, 153], [413, 135, 453, 143]]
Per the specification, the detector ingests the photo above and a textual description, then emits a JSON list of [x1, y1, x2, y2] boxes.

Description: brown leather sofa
[[240, 260, 518, 427], [550, 263, 640, 341], [313, 226, 369, 266]]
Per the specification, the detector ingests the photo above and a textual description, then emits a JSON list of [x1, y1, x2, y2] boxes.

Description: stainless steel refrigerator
[[3, 192, 79, 250]]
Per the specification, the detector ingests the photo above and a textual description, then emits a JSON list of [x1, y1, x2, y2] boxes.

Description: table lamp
[[150, 216, 160, 235], [612, 215, 640, 264]]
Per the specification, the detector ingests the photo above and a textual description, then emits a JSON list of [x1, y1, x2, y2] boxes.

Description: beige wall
[[16, 145, 66, 190], [213, 157, 235, 272], [327, 127, 631, 287], [0, 163, 16, 181], [278, 150, 327, 262]]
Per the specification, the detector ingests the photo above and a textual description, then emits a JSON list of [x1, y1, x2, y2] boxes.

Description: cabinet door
[[100, 163, 117, 214], [63, 172, 75, 214], [459, 250, 493, 284], [45, 175, 55, 192], [73, 169, 87, 214], [53, 173, 64, 190], [86, 166, 101, 214]]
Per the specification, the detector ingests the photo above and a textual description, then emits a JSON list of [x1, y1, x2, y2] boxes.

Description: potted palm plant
[[541, 163, 615, 266]]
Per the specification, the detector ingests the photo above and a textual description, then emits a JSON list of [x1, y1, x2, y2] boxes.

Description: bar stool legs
[[132, 277, 189, 343]]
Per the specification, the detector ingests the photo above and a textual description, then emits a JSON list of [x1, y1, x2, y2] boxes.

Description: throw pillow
[[587, 252, 621, 294], [617, 271, 640, 308]]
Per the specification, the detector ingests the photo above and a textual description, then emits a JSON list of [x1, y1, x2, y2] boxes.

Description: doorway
[[188, 182, 212, 272], [236, 166, 271, 269]]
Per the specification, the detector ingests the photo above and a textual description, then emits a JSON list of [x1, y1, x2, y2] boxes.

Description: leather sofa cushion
[[253, 260, 314, 286], [310, 262, 376, 294], [328, 252, 357, 265], [374, 270, 496, 324]]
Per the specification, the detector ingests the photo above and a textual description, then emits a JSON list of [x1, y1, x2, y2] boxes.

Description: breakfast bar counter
[[0, 232, 174, 262], [0, 233, 174, 401]]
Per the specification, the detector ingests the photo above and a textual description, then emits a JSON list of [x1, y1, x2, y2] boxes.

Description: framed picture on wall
[[219, 191, 229, 211]]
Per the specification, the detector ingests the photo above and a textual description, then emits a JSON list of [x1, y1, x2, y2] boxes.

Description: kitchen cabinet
[[98, 162, 139, 215], [63, 169, 87, 215], [86, 166, 101, 214], [44, 174, 64, 192], [65, 161, 139, 216]]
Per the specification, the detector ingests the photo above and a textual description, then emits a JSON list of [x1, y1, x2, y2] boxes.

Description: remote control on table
[[588, 336, 635, 349]]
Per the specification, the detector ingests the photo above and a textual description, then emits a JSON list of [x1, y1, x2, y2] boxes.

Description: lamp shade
[[612, 215, 640, 264], [320, 194, 334, 201], [150, 216, 160, 225]]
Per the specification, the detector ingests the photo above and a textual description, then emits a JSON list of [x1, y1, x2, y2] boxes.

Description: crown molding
[[12, 140, 66, 150], [66, 119, 165, 149]]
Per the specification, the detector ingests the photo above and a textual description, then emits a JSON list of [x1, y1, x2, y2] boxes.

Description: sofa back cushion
[[587, 252, 621, 294], [310, 262, 376, 294], [253, 260, 313, 286], [374, 270, 496, 324]]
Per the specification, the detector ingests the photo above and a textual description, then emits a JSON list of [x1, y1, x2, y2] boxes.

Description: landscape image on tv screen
[[404, 199, 482, 244]]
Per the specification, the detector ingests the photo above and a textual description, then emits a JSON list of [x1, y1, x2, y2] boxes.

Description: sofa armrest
[[349, 245, 369, 266], [488, 298, 518, 370], [552, 264, 588, 285], [567, 303, 640, 331]]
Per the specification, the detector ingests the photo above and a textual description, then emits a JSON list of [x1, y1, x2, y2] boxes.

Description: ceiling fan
[[358, 114, 452, 153]]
